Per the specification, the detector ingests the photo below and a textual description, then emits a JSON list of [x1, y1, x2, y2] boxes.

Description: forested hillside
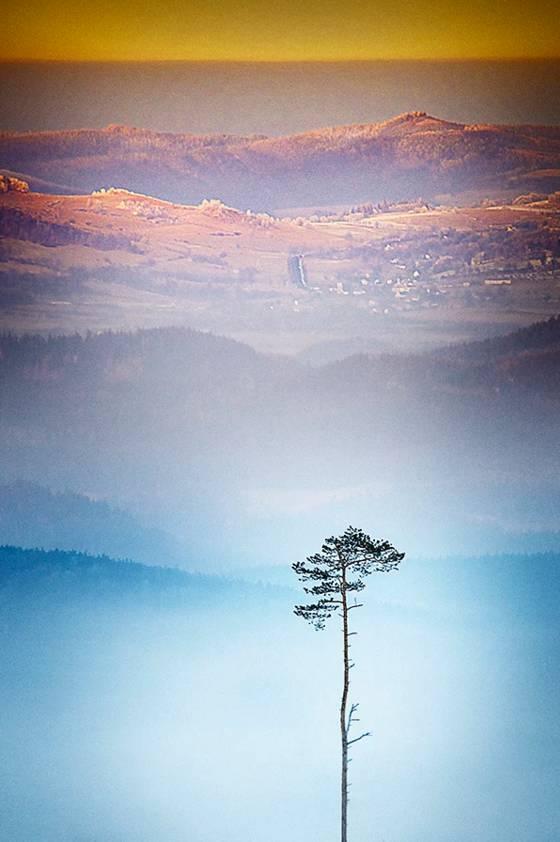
[[1, 320, 559, 565], [0, 482, 184, 565], [3, 113, 560, 208], [0, 544, 206, 600]]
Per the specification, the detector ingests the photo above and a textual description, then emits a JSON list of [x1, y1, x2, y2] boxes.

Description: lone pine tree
[[293, 525, 404, 842]]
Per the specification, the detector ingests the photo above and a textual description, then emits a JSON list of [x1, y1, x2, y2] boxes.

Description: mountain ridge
[[1, 317, 559, 563], [2, 112, 559, 209]]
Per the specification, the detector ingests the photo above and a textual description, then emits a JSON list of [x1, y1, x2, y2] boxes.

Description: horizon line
[[2, 56, 560, 65], [4, 111, 560, 137]]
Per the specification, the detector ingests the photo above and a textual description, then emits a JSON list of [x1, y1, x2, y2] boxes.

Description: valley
[[1, 173, 559, 354]]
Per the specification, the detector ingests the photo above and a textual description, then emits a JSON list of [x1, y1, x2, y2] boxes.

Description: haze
[[3, 548, 559, 842], [1, 60, 559, 135]]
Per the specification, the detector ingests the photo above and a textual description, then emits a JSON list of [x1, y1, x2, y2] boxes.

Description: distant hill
[[1, 315, 558, 404], [2, 113, 560, 210], [0, 544, 274, 608], [0, 481, 185, 567], [1, 320, 560, 562], [319, 313, 560, 397], [447, 313, 560, 359], [0, 188, 329, 257], [1, 177, 557, 347], [2, 542, 558, 619], [430, 314, 560, 394], [0, 544, 190, 600]]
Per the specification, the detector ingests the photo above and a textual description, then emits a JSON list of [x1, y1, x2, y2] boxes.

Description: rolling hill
[[2, 112, 560, 210], [1, 177, 558, 350], [0, 481, 185, 566], [0, 544, 258, 604], [1, 320, 559, 563]]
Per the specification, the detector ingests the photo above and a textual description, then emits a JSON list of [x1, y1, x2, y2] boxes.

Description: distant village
[[286, 197, 560, 314]]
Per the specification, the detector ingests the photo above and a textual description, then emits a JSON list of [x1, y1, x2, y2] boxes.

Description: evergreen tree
[[293, 525, 404, 842]]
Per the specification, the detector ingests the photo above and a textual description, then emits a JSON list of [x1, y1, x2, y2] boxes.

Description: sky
[[3, 0, 560, 61]]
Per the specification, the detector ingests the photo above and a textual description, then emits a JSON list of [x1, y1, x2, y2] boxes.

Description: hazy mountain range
[[0, 482, 184, 566], [1, 317, 559, 566], [2, 112, 560, 210]]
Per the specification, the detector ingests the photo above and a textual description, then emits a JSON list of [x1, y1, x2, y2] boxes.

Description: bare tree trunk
[[340, 563, 349, 842]]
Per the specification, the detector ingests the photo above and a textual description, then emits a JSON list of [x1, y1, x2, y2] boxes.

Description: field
[[1, 183, 559, 354]]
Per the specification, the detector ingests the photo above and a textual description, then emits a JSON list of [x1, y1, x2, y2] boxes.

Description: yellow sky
[[4, 0, 559, 61]]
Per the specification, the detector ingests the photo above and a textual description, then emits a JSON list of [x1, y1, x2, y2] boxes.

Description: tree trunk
[[340, 564, 349, 842]]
